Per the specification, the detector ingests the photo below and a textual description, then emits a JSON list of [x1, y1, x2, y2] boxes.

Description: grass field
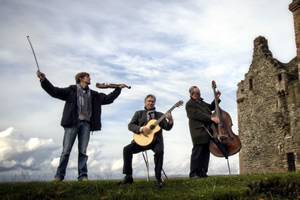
[[0, 172, 299, 200]]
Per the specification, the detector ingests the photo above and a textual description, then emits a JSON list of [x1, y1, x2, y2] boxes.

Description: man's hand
[[165, 112, 173, 123], [119, 83, 126, 88], [141, 126, 150, 137], [216, 90, 221, 98], [211, 116, 220, 124], [37, 70, 46, 81]]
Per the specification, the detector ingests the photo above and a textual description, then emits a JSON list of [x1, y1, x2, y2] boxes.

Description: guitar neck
[[154, 105, 176, 126]]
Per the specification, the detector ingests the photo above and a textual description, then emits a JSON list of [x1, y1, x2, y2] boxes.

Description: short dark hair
[[144, 94, 156, 102], [75, 72, 90, 84]]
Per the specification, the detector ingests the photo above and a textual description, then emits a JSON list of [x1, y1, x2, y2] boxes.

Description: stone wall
[[237, 36, 300, 174]]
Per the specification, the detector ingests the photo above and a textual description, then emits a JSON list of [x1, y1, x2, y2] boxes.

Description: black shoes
[[118, 175, 165, 188], [155, 178, 164, 188], [190, 175, 201, 179], [190, 171, 209, 179], [200, 169, 209, 178], [118, 175, 133, 185]]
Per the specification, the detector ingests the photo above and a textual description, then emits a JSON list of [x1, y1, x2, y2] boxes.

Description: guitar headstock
[[212, 80, 217, 89], [175, 100, 184, 107]]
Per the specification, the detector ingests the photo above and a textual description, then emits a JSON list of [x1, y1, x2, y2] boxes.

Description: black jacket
[[186, 97, 218, 145], [41, 78, 121, 131]]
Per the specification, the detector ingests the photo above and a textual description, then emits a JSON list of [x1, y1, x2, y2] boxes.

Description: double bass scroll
[[96, 83, 131, 89]]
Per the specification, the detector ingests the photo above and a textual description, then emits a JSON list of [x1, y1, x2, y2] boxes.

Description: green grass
[[0, 172, 300, 200]]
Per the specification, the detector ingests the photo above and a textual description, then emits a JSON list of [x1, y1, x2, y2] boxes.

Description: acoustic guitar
[[133, 100, 183, 146]]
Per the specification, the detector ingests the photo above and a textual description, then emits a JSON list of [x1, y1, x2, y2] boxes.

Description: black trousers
[[189, 143, 210, 177], [122, 141, 164, 180]]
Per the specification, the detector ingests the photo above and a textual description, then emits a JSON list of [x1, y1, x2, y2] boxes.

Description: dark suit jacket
[[186, 97, 218, 145], [128, 110, 173, 147]]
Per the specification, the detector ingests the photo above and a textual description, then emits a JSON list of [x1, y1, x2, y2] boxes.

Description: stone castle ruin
[[237, 0, 300, 174]]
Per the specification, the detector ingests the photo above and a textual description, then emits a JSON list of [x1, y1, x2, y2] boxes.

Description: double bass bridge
[[218, 135, 228, 143]]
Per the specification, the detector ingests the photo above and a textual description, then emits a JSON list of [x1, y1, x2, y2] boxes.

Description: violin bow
[[27, 36, 40, 70]]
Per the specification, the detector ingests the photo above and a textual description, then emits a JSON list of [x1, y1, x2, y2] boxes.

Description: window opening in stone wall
[[287, 152, 296, 172], [278, 74, 282, 82], [249, 79, 253, 90]]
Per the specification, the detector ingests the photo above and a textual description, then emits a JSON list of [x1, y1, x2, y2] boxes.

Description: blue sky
[[0, 0, 296, 181]]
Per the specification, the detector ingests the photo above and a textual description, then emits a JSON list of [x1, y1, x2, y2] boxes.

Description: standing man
[[37, 70, 125, 181], [119, 94, 174, 188], [185, 86, 220, 179]]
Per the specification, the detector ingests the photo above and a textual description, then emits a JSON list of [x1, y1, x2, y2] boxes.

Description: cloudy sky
[[0, 0, 296, 181]]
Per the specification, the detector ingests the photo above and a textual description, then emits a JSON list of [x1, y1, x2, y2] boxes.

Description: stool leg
[[162, 168, 168, 180], [142, 151, 150, 182]]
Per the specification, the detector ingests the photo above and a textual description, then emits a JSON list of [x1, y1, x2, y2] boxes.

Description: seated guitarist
[[118, 94, 173, 188]]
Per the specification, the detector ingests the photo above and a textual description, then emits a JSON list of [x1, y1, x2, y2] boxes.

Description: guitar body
[[133, 119, 161, 146], [132, 100, 183, 147]]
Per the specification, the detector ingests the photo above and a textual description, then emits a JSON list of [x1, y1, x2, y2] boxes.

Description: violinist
[[37, 70, 126, 181], [185, 86, 220, 179]]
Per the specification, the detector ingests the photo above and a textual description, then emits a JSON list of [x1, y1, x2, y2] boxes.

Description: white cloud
[[26, 138, 55, 151], [21, 157, 35, 167], [0, 128, 58, 171], [111, 159, 123, 171], [50, 157, 60, 168], [1, 160, 17, 168], [0, 127, 14, 138]]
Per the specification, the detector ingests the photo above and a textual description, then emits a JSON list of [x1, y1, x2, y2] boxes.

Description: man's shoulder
[[69, 85, 77, 89], [135, 110, 146, 114], [90, 89, 98, 95], [131, 110, 146, 119], [66, 85, 77, 93], [186, 98, 195, 105]]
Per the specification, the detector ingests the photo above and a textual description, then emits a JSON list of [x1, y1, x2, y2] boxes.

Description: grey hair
[[189, 86, 198, 95], [144, 94, 156, 102]]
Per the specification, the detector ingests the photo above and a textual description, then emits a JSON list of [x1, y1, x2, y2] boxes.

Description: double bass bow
[[209, 81, 241, 158], [96, 83, 131, 89]]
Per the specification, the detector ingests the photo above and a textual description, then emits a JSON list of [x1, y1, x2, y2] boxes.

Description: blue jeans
[[55, 121, 90, 181]]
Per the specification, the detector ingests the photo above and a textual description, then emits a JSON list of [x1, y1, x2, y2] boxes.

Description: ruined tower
[[290, 0, 300, 81], [237, 1, 300, 174]]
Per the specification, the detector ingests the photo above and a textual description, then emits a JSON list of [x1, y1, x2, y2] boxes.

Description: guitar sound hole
[[150, 125, 155, 130]]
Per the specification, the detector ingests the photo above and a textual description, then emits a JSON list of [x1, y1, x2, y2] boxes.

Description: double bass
[[209, 81, 241, 158]]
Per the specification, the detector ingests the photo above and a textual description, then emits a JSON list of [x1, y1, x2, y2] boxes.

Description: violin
[[209, 80, 241, 157], [96, 83, 131, 89]]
